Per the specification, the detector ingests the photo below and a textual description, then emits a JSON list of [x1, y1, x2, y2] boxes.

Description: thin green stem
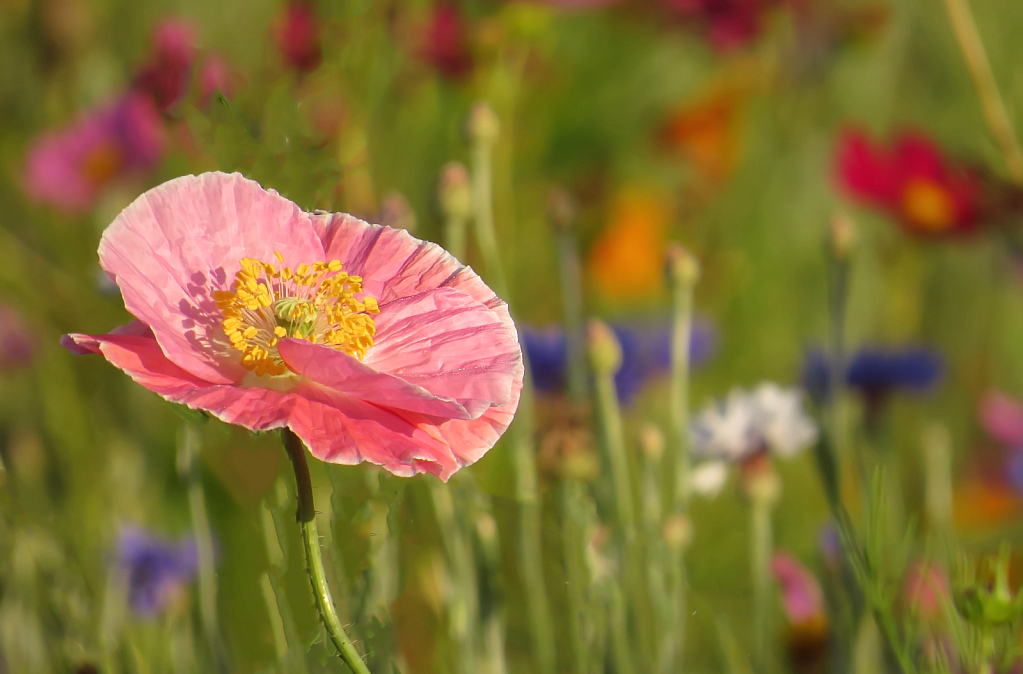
[[751, 497, 774, 672], [178, 423, 228, 672], [444, 215, 469, 263], [556, 224, 587, 404], [471, 134, 508, 299], [469, 103, 555, 674], [282, 429, 372, 674], [666, 269, 694, 515], [592, 368, 635, 531], [942, 0, 1023, 184], [607, 583, 637, 674], [430, 481, 479, 674]]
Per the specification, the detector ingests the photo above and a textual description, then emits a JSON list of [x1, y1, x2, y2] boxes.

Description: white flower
[[689, 382, 817, 462], [690, 460, 729, 497]]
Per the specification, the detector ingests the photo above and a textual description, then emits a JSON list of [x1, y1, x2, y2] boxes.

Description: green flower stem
[[445, 214, 469, 263], [178, 423, 228, 672], [607, 583, 637, 674], [592, 359, 636, 532], [430, 481, 479, 674], [282, 429, 372, 674], [942, 0, 1023, 183], [661, 246, 698, 672], [751, 496, 774, 672], [555, 218, 587, 404], [469, 101, 556, 674]]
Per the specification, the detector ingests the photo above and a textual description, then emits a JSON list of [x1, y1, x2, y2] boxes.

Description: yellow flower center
[[213, 252, 380, 377], [901, 178, 956, 232]]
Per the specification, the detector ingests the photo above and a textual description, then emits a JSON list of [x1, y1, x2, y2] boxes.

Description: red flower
[[836, 127, 985, 236], [274, 3, 323, 74], [420, 3, 472, 79]]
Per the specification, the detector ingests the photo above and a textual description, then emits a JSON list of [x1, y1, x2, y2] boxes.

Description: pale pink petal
[[310, 213, 507, 313], [287, 392, 461, 479], [61, 325, 217, 397], [432, 388, 520, 466], [99, 172, 326, 384], [277, 337, 472, 419], [772, 551, 825, 624], [365, 288, 521, 417]]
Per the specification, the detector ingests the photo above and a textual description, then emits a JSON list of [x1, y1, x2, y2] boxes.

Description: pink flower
[[133, 19, 198, 112], [903, 561, 949, 621], [63, 172, 523, 480], [836, 127, 985, 236], [979, 391, 1023, 448], [772, 551, 826, 625], [274, 3, 323, 73], [0, 305, 34, 371], [420, 3, 472, 79], [24, 93, 165, 213], [197, 56, 235, 106]]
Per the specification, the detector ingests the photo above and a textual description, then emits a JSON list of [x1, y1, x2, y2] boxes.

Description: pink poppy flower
[[62, 172, 523, 480], [836, 127, 985, 236], [133, 19, 198, 112], [24, 93, 165, 213], [274, 2, 323, 73]]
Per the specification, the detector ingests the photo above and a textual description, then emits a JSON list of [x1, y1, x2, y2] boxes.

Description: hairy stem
[[282, 429, 372, 674]]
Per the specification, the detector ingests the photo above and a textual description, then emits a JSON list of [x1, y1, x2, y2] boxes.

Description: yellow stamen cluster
[[214, 251, 380, 377]]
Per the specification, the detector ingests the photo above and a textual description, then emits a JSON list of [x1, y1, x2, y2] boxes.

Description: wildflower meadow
[[4, 0, 1023, 672]]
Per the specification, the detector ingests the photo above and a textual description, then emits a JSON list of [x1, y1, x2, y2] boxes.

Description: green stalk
[[430, 481, 479, 674], [942, 0, 1023, 183], [589, 326, 635, 532], [607, 583, 637, 674], [282, 429, 372, 674], [468, 101, 555, 674], [750, 496, 774, 672], [661, 246, 699, 673], [177, 423, 228, 672]]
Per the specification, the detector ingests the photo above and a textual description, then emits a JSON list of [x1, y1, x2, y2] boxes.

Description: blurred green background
[[4, 0, 1023, 672]]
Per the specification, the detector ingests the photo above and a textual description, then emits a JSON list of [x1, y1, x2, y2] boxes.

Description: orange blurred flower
[[587, 187, 670, 302], [659, 87, 743, 184]]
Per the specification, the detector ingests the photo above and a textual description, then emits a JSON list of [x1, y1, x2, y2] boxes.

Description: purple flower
[[801, 345, 943, 403], [116, 527, 199, 617], [522, 319, 716, 405]]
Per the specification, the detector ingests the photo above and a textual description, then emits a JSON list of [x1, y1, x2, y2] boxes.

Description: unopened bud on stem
[[665, 243, 700, 287], [466, 102, 500, 145], [587, 319, 622, 376]]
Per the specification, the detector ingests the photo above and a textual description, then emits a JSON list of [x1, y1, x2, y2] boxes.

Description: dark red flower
[[836, 127, 986, 236], [274, 3, 323, 73], [664, 0, 778, 52], [421, 3, 472, 79], [133, 19, 197, 112]]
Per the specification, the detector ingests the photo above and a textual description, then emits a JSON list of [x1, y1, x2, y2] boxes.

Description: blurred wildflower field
[[5, 0, 1023, 672]]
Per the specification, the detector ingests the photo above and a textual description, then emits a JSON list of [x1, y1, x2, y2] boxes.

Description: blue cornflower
[[801, 346, 943, 403], [522, 319, 716, 405], [116, 527, 199, 617]]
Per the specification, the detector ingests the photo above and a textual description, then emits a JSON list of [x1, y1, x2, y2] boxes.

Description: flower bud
[[379, 191, 417, 233], [664, 243, 700, 287], [547, 187, 576, 233], [438, 162, 472, 222], [953, 545, 1023, 627], [740, 451, 781, 506], [662, 514, 693, 553], [829, 211, 858, 261], [639, 423, 665, 462], [586, 319, 622, 376], [466, 101, 500, 145]]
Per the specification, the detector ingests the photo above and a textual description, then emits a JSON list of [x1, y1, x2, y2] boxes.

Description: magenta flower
[[63, 172, 522, 480], [132, 19, 198, 112], [24, 93, 164, 213], [0, 304, 34, 371], [979, 391, 1023, 448], [772, 551, 826, 625], [274, 2, 323, 74]]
